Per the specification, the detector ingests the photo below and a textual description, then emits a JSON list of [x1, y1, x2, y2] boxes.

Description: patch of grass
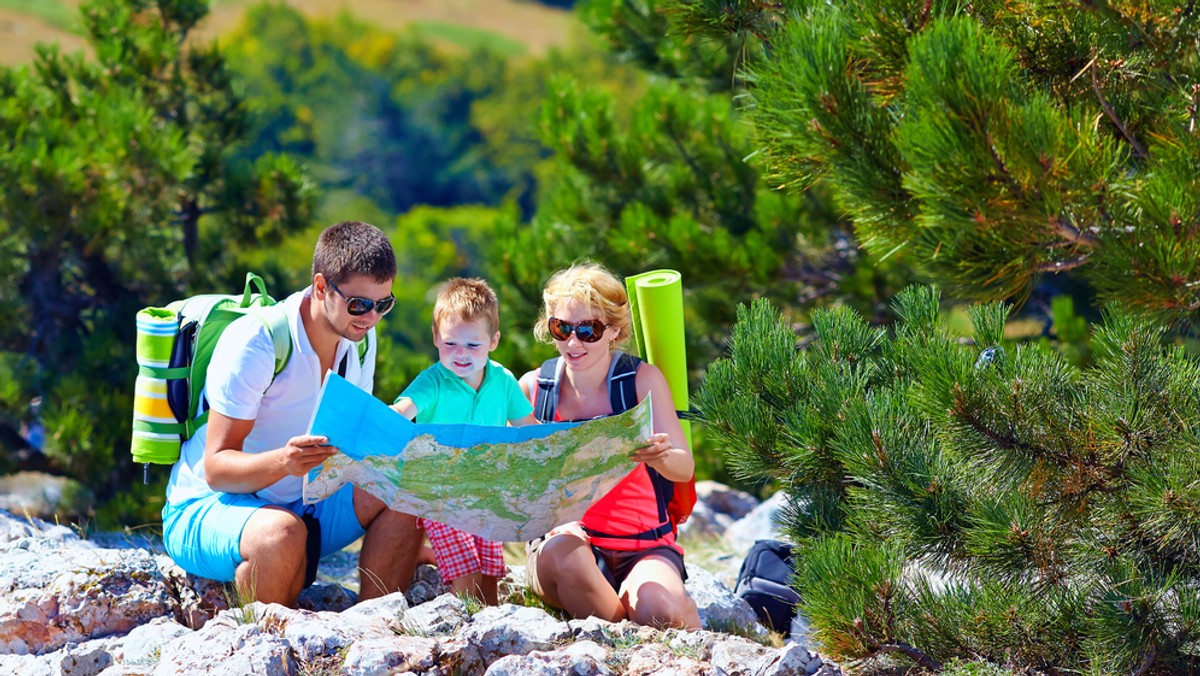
[[410, 20, 526, 57], [390, 615, 430, 638], [704, 617, 776, 646], [602, 625, 648, 652], [297, 646, 349, 676], [454, 589, 486, 616], [676, 531, 742, 588], [941, 659, 1018, 676], [0, 0, 77, 32], [222, 578, 259, 625], [503, 582, 571, 621]]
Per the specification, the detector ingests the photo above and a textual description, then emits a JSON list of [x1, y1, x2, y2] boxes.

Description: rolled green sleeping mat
[[625, 269, 691, 448]]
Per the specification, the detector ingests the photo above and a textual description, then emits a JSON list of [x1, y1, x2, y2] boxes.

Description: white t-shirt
[[165, 287, 376, 505]]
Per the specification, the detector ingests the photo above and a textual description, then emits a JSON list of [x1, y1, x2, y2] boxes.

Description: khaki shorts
[[525, 522, 686, 597]]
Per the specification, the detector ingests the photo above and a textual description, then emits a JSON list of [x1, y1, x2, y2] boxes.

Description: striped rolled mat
[[131, 307, 185, 464]]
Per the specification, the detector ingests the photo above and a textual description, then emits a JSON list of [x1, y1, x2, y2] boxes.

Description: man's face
[[319, 273, 395, 341]]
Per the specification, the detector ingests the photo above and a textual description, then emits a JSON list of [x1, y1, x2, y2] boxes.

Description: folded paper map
[[303, 374, 651, 541]]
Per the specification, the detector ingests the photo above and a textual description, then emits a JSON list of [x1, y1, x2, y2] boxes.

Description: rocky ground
[[0, 482, 839, 675]]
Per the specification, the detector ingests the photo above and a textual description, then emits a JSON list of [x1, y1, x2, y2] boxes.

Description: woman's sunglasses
[[327, 279, 396, 316], [548, 317, 608, 343]]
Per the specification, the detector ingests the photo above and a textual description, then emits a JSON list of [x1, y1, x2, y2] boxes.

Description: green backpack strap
[[247, 304, 293, 378], [184, 304, 292, 437], [356, 329, 371, 366]]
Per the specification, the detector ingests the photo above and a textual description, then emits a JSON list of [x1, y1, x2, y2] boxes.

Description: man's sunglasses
[[326, 278, 395, 316], [547, 317, 608, 343]]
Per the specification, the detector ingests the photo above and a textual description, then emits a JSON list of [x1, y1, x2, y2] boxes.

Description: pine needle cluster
[[694, 289, 1200, 673], [667, 0, 1200, 323]]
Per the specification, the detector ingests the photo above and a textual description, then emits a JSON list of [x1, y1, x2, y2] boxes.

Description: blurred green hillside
[[0, 0, 576, 66]]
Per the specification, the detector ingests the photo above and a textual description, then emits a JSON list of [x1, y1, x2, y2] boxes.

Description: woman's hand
[[631, 432, 673, 470]]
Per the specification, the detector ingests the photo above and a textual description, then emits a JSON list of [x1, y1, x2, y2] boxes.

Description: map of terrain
[[304, 374, 651, 541]]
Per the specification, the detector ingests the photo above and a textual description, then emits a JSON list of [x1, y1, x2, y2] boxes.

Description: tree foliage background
[[0, 0, 313, 508], [681, 0, 1200, 672]]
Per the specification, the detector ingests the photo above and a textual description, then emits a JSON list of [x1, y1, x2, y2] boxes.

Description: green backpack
[[131, 273, 292, 467]]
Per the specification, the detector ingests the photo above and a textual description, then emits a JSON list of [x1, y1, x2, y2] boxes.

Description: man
[[162, 221, 421, 605]]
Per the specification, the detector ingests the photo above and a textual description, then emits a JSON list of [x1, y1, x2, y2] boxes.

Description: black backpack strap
[[301, 504, 321, 589], [337, 350, 350, 378], [534, 357, 561, 423], [606, 351, 642, 415], [336, 329, 372, 379]]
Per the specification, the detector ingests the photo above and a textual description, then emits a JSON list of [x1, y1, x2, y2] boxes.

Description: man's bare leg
[[237, 506, 307, 606], [353, 488, 421, 601]]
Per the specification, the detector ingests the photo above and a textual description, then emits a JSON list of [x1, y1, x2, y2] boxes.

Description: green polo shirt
[[397, 360, 533, 425]]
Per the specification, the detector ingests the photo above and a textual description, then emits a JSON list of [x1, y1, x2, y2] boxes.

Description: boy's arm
[[391, 398, 419, 421], [509, 413, 539, 427]]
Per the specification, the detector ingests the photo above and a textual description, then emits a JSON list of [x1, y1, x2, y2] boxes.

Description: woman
[[519, 262, 700, 629]]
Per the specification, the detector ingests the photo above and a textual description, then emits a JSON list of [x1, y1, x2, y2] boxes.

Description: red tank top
[[554, 410, 681, 554]]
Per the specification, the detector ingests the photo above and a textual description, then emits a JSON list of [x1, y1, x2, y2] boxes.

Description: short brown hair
[[312, 221, 396, 286], [433, 277, 500, 335], [533, 262, 632, 350]]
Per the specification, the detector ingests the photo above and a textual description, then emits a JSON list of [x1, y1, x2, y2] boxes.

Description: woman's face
[[548, 297, 620, 373]]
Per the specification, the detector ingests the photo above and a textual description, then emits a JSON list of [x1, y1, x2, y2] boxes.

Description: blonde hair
[[433, 278, 500, 335], [534, 262, 632, 350]]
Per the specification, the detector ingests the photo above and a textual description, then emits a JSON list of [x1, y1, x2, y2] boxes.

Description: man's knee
[[353, 488, 419, 532], [243, 508, 306, 559]]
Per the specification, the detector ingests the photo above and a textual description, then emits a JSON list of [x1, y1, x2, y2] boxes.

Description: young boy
[[391, 277, 537, 604]]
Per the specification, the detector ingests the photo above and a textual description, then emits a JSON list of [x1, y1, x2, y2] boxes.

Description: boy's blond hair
[[433, 278, 500, 335], [533, 262, 632, 350]]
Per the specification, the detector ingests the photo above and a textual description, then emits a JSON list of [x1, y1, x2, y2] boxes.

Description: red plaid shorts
[[420, 518, 506, 583]]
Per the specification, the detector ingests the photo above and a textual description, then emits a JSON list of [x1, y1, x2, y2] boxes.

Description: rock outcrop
[[0, 483, 836, 674]]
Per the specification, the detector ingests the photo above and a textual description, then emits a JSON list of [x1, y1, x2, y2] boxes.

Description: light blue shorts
[[161, 483, 365, 582]]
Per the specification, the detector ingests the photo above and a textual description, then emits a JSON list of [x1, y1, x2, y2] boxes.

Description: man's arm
[[203, 410, 336, 494]]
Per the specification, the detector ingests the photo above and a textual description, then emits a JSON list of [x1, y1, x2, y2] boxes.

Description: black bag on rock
[[734, 539, 801, 632]]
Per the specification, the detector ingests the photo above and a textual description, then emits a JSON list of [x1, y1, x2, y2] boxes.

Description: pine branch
[[1131, 645, 1157, 676], [1089, 56, 1148, 159], [1050, 216, 1100, 248], [662, 111, 709, 197], [983, 137, 1098, 253], [1034, 254, 1091, 273], [952, 385, 1074, 465], [877, 642, 944, 671], [1189, 83, 1199, 135]]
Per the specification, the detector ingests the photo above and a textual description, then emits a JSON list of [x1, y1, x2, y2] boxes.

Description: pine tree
[[694, 290, 1200, 672], [484, 0, 905, 379], [0, 0, 313, 482], [668, 0, 1200, 322], [675, 2, 1200, 668]]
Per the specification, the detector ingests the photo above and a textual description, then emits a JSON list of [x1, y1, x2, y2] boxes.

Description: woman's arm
[[518, 370, 539, 408], [634, 363, 694, 482]]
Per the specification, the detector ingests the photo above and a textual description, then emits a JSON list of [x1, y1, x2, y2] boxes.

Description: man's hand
[[278, 435, 338, 476]]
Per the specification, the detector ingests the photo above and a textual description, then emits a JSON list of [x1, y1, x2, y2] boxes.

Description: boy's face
[[434, 316, 499, 390]]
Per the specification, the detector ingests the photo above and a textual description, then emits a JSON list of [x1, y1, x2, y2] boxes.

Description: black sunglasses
[[326, 278, 395, 317], [547, 317, 608, 343]]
